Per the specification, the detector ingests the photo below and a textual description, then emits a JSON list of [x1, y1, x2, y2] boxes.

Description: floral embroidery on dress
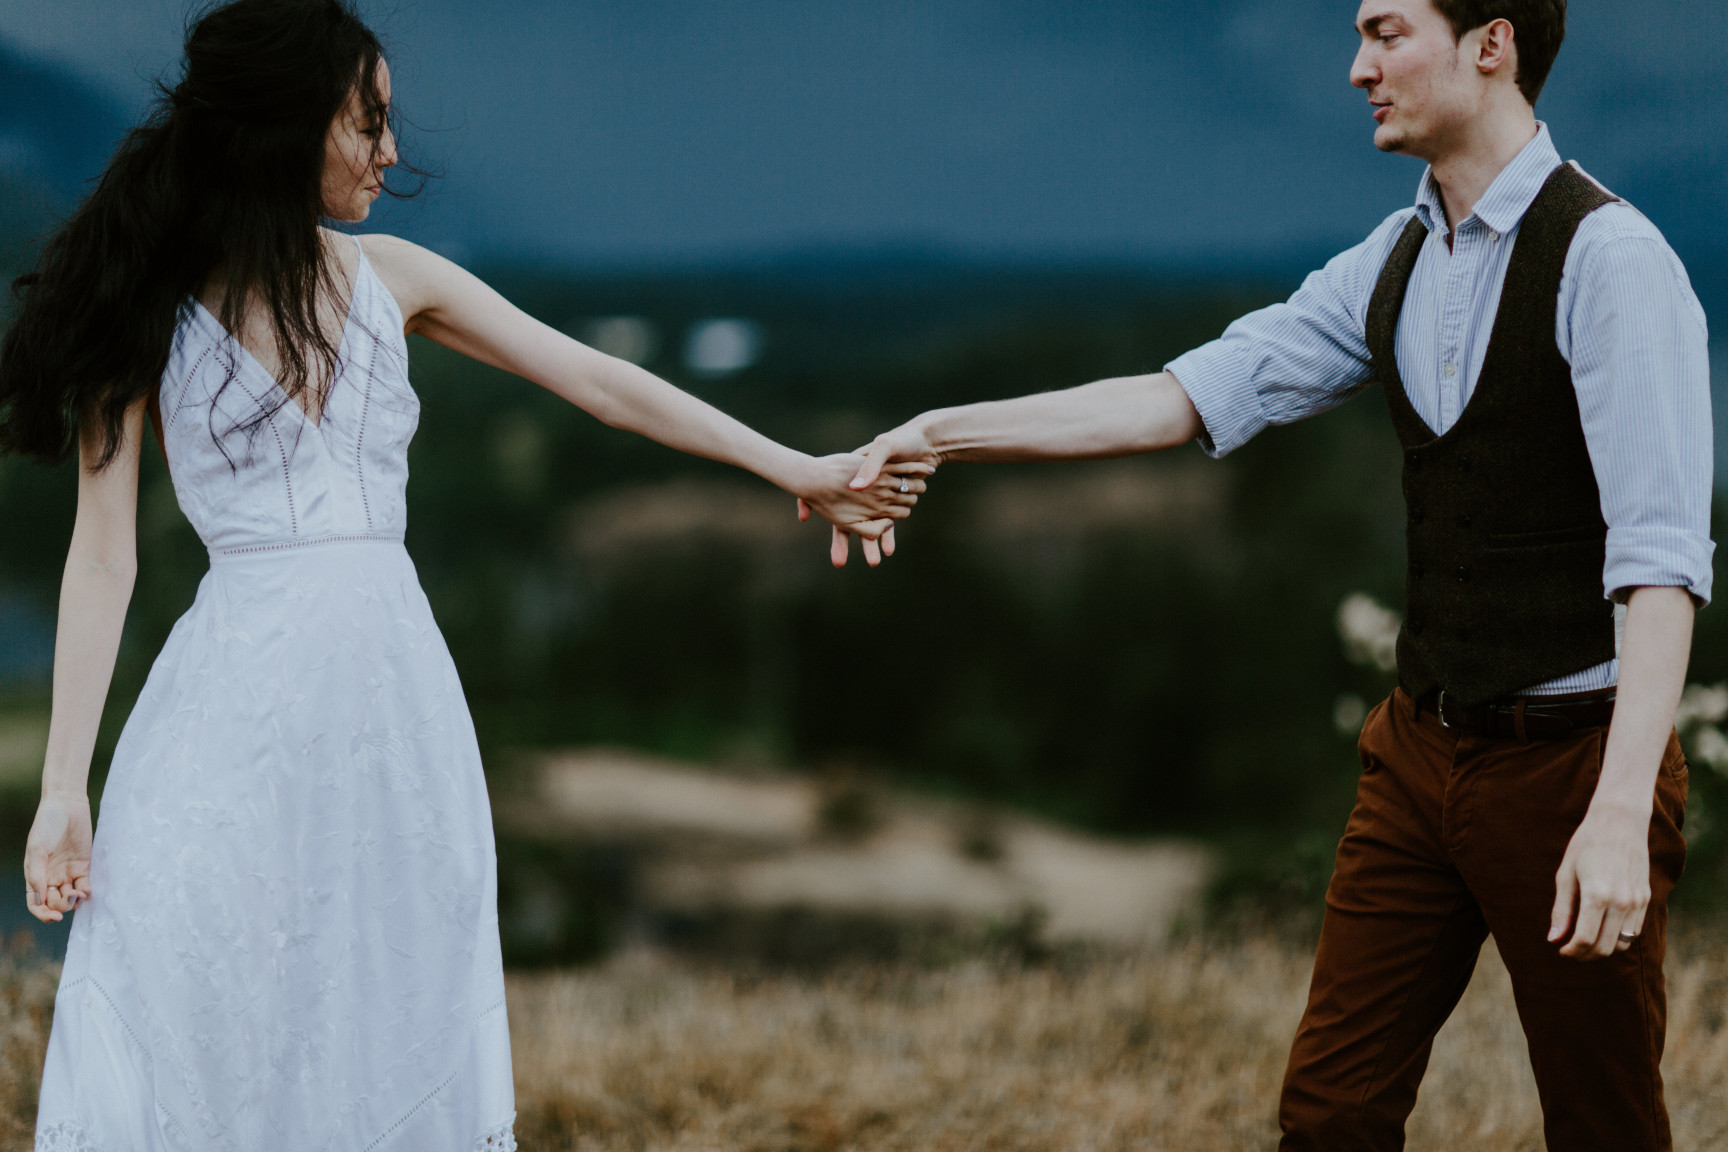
[[475, 1119, 518, 1151], [36, 1122, 100, 1152]]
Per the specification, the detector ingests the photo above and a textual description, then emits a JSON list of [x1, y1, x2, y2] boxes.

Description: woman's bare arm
[[25, 401, 145, 921], [358, 234, 926, 552]]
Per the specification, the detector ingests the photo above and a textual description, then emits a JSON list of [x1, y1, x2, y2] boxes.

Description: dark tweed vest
[[1368, 162, 1617, 707]]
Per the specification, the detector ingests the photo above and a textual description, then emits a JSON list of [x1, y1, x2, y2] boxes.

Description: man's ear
[[1475, 17, 1518, 78]]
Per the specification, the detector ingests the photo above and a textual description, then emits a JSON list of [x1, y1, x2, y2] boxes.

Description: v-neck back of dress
[[162, 236, 421, 555]]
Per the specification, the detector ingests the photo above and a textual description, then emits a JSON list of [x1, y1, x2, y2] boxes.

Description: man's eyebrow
[[1358, 13, 1397, 35]]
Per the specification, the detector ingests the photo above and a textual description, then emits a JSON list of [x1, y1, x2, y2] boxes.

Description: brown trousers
[[1279, 689, 1688, 1151]]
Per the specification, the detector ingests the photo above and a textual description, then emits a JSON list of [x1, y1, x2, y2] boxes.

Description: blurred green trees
[[1, 255, 1723, 929]]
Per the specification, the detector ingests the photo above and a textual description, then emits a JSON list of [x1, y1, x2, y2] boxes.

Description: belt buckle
[[1437, 690, 1452, 729]]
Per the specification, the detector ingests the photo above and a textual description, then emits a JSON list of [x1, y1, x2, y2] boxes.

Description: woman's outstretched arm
[[360, 235, 927, 562], [25, 401, 145, 921]]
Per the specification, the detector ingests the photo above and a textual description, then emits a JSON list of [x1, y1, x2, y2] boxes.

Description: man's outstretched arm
[[804, 371, 1203, 565], [849, 370, 1203, 486], [814, 215, 1411, 564]]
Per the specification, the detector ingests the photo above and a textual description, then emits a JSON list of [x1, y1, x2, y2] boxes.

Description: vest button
[[1407, 455, 1422, 472], [1411, 562, 1426, 579], [1457, 456, 1472, 473], [1458, 627, 1472, 642], [1456, 566, 1470, 582], [1457, 512, 1472, 528], [1411, 507, 1425, 524], [1409, 619, 1424, 635]]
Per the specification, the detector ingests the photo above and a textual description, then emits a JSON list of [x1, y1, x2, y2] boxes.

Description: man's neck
[[1426, 106, 1539, 239]]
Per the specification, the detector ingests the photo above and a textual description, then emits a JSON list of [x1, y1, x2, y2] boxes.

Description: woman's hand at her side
[[25, 792, 93, 923], [796, 457, 933, 568]]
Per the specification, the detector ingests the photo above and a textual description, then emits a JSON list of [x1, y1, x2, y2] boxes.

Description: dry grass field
[[0, 930, 1721, 1150], [507, 926, 1728, 1152]]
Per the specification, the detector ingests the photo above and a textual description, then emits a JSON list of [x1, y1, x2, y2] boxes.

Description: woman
[[0, 2, 926, 1148]]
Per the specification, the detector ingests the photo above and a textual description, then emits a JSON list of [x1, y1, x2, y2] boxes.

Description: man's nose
[[1349, 44, 1378, 90]]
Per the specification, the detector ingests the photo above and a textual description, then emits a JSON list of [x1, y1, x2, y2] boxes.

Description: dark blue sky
[[0, 0, 1722, 273]]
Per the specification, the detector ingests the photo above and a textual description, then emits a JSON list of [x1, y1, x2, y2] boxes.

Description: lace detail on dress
[[36, 1122, 100, 1151], [475, 1117, 517, 1150]]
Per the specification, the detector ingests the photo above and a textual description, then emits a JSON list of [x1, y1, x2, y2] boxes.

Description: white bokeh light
[[684, 318, 763, 378]]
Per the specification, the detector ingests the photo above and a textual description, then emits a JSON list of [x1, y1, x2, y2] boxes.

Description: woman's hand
[[25, 792, 92, 923], [795, 455, 933, 568]]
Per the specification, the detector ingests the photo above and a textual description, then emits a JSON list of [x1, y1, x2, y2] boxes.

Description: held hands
[[1548, 800, 1651, 960], [793, 452, 934, 568], [797, 421, 942, 567], [25, 792, 92, 923]]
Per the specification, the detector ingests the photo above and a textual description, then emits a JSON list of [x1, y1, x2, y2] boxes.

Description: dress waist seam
[[209, 533, 405, 560]]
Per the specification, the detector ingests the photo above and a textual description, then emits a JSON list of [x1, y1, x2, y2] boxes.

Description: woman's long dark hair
[[0, 0, 402, 470]]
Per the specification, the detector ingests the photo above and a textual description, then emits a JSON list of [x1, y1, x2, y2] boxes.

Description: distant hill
[[0, 39, 123, 204]]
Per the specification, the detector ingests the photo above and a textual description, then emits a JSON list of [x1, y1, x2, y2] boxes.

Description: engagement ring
[[899, 479, 910, 493]]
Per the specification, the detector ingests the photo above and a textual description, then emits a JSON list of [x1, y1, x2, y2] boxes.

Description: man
[[823, 1, 1712, 1147]]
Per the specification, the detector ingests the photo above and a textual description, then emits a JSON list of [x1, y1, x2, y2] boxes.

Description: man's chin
[[1373, 124, 1408, 154]]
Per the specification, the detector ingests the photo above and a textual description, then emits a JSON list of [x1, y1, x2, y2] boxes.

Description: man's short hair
[[1431, 0, 1566, 104]]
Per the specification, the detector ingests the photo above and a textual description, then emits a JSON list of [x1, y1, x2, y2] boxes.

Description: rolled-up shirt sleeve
[[1165, 212, 1411, 457], [1562, 222, 1716, 604]]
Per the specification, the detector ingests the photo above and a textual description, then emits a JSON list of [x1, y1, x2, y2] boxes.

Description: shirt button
[[1488, 230, 1500, 241], [1445, 362, 1458, 377]]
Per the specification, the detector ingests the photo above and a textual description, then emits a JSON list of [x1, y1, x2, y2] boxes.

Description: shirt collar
[[1413, 122, 1563, 238]]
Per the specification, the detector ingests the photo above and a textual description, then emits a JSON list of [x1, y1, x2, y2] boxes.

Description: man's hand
[[797, 423, 940, 567], [1549, 801, 1652, 959], [847, 421, 942, 492], [1547, 587, 1693, 960], [794, 453, 932, 568]]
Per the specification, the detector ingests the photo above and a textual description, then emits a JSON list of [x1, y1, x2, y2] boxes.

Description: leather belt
[[1413, 687, 1616, 740]]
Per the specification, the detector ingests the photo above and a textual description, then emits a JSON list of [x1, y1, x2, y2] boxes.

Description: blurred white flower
[[1333, 693, 1368, 739], [1689, 724, 1728, 777], [1337, 593, 1400, 673], [1674, 682, 1728, 734]]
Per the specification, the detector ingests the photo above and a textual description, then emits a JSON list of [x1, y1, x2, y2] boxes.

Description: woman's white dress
[[34, 239, 516, 1152]]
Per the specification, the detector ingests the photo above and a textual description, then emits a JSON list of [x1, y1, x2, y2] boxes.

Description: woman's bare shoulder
[[352, 231, 436, 272], [348, 233, 456, 327]]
